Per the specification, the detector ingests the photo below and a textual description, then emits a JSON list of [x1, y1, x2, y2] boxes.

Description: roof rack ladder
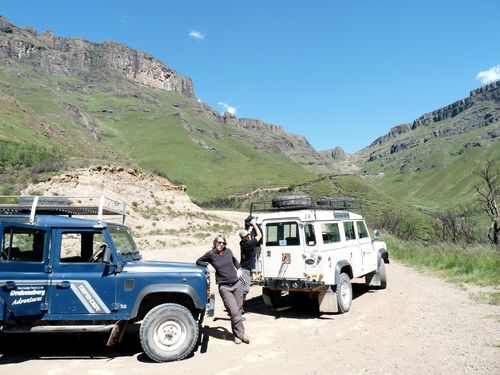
[[29, 196, 39, 225]]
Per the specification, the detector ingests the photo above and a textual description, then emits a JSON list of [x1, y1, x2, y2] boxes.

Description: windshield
[[108, 224, 142, 261]]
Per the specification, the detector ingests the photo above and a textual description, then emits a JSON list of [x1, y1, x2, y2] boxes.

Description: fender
[[335, 260, 353, 284], [130, 283, 203, 318]]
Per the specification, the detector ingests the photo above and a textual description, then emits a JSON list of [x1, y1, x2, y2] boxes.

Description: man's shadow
[[198, 325, 233, 353]]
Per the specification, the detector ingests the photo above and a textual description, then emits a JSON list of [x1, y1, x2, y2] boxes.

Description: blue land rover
[[0, 196, 213, 362]]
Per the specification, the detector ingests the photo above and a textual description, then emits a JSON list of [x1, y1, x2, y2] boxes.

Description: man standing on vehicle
[[239, 217, 262, 314]]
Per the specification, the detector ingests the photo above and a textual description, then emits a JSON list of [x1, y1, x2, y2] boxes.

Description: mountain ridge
[[0, 15, 333, 173]]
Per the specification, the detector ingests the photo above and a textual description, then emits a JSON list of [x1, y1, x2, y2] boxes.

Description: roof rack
[[0, 195, 126, 225], [250, 196, 357, 214]]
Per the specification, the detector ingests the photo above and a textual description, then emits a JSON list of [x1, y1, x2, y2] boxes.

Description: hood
[[122, 260, 206, 274]]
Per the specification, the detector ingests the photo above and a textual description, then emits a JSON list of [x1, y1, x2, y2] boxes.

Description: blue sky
[[1, 1, 499, 153]]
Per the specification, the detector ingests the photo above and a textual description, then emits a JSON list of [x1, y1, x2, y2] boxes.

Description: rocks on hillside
[[0, 16, 195, 98], [363, 81, 500, 161]]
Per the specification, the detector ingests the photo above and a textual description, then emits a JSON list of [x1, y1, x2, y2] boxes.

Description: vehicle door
[[356, 220, 376, 273], [0, 223, 49, 318], [261, 220, 304, 279], [342, 221, 363, 276], [47, 228, 117, 318]]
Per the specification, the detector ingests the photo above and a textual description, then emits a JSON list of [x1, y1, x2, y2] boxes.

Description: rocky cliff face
[[364, 81, 500, 161], [0, 17, 195, 98], [221, 112, 334, 173]]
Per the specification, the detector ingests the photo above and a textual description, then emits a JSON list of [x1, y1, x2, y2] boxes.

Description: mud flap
[[106, 320, 128, 346], [318, 286, 338, 313], [366, 271, 381, 287]]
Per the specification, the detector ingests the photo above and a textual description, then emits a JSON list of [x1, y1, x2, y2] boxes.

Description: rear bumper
[[258, 278, 325, 291]]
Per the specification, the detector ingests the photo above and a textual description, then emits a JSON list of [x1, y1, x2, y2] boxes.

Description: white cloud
[[218, 101, 237, 115], [476, 65, 500, 84], [189, 30, 205, 40]]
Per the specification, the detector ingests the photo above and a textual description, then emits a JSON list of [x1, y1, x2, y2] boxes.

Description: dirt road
[[0, 210, 498, 374], [1, 263, 498, 374]]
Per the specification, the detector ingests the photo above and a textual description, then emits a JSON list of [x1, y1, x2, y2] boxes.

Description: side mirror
[[373, 229, 381, 240]]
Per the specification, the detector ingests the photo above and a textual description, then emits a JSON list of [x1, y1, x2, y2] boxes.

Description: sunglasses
[[217, 241, 226, 245]]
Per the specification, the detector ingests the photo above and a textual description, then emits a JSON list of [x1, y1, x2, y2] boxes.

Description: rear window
[[265, 222, 300, 246]]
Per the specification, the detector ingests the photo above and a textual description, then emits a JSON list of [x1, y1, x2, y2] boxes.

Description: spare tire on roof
[[316, 198, 353, 209], [271, 195, 312, 208]]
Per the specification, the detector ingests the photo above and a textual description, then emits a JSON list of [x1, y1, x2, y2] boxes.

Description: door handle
[[3, 280, 16, 290], [56, 280, 71, 288]]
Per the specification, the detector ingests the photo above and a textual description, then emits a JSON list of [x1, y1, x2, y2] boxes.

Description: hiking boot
[[234, 337, 242, 344], [241, 334, 250, 344]]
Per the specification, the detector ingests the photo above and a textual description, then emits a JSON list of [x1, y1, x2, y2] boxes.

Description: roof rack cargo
[[0, 195, 126, 225], [250, 195, 356, 214]]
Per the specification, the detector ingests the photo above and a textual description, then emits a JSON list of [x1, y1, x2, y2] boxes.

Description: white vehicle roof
[[255, 209, 363, 222], [250, 196, 363, 223]]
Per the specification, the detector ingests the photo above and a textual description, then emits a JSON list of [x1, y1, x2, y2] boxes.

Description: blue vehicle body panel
[[0, 214, 209, 322]]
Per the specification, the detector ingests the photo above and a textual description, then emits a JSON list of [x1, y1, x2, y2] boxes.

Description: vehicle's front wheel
[[336, 273, 352, 313], [140, 303, 198, 362]]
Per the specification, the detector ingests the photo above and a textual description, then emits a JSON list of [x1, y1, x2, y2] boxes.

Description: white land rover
[[247, 196, 389, 313]]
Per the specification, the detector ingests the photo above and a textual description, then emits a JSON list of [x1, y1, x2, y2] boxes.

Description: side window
[[320, 223, 341, 244], [265, 222, 300, 246], [60, 231, 106, 263], [1, 227, 45, 262], [304, 224, 316, 246], [344, 221, 356, 241], [356, 221, 369, 239]]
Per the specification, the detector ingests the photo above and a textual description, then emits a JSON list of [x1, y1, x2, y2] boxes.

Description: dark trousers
[[219, 280, 245, 339], [240, 268, 252, 306]]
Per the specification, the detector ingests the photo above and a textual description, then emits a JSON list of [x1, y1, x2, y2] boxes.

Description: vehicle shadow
[[0, 330, 144, 364], [0, 324, 235, 363], [243, 282, 373, 319], [0, 284, 374, 363]]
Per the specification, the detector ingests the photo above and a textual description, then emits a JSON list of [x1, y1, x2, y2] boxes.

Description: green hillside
[[0, 65, 316, 202], [361, 125, 499, 211]]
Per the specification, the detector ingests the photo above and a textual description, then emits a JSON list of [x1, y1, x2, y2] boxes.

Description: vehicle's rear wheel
[[336, 273, 352, 313], [140, 303, 198, 362]]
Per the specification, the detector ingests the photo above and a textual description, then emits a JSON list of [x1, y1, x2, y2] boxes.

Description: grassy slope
[[88, 88, 316, 202], [0, 66, 316, 202], [361, 121, 499, 209]]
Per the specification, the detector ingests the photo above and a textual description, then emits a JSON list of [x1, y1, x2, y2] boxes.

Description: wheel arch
[[131, 284, 203, 320], [335, 260, 353, 283], [378, 248, 389, 265]]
